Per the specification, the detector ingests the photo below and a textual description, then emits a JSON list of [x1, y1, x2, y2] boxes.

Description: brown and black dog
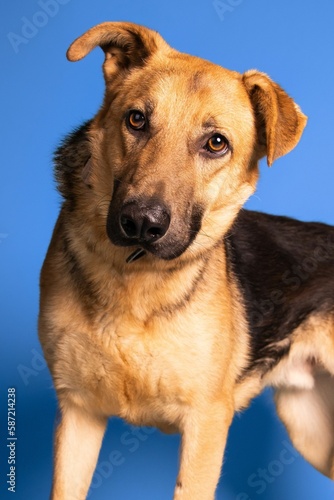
[[39, 21, 334, 499]]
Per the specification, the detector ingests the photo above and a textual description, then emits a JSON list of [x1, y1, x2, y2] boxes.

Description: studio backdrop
[[1, 1, 334, 499]]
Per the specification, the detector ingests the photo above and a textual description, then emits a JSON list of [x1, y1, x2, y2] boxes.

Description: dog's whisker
[[126, 248, 146, 263]]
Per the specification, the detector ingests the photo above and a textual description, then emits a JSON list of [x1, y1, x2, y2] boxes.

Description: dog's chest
[[67, 310, 220, 426]]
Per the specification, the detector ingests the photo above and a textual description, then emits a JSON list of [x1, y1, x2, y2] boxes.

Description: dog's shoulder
[[225, 210, 334, 372]]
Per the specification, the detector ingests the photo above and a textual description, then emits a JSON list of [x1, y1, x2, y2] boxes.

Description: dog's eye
[[205, 134, 229, 155], [127, 110, 146, 131]]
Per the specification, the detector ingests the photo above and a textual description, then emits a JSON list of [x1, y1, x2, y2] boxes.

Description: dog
[[38, 21, 334, 499]]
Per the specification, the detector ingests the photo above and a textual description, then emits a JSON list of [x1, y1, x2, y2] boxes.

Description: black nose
[[120, 201, 170, 242]]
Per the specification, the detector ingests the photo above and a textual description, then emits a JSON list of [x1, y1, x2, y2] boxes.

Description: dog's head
[[66, 22, 307, 263]]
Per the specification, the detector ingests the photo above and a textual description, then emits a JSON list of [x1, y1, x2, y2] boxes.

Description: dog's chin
[[143, 238, 191, 261], [107, 233, 193, 261]]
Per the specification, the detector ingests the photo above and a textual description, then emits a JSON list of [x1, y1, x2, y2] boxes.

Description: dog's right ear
[[67, 22, 168, 83]]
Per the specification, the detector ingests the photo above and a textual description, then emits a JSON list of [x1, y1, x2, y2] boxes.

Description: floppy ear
[[66, 22, 168, 83], [243, 70, 307, 166]]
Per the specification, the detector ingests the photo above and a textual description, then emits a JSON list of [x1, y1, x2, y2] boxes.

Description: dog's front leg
[[174, 402, 233, 500], [51, 402, 107, 500]]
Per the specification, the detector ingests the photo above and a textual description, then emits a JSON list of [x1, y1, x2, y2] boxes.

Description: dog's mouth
[[109, 229, 194, 262]]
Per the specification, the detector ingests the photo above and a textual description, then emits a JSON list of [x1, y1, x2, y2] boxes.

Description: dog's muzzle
[[107, 194, 204, 262], [106, 198, 172, 261]]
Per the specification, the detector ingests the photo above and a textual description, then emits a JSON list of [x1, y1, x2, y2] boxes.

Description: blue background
[[1, 0, 334, 498]]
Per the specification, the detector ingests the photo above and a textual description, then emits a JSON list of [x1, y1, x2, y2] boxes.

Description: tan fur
[[272, 315, 334, 477], [37, 22, 332, 500]]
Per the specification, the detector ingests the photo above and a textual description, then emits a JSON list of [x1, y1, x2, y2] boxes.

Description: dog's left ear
[[66, 22, 168, 84], [243, 70, 307, 166]]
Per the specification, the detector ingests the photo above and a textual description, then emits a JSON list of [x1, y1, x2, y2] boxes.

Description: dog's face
[[67, 22, 307, 262], [98, 60, 258, 261]]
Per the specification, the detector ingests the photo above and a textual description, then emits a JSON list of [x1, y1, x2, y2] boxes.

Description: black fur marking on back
[[54, 120, 92, 210], [225, 210, 334, 375]]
